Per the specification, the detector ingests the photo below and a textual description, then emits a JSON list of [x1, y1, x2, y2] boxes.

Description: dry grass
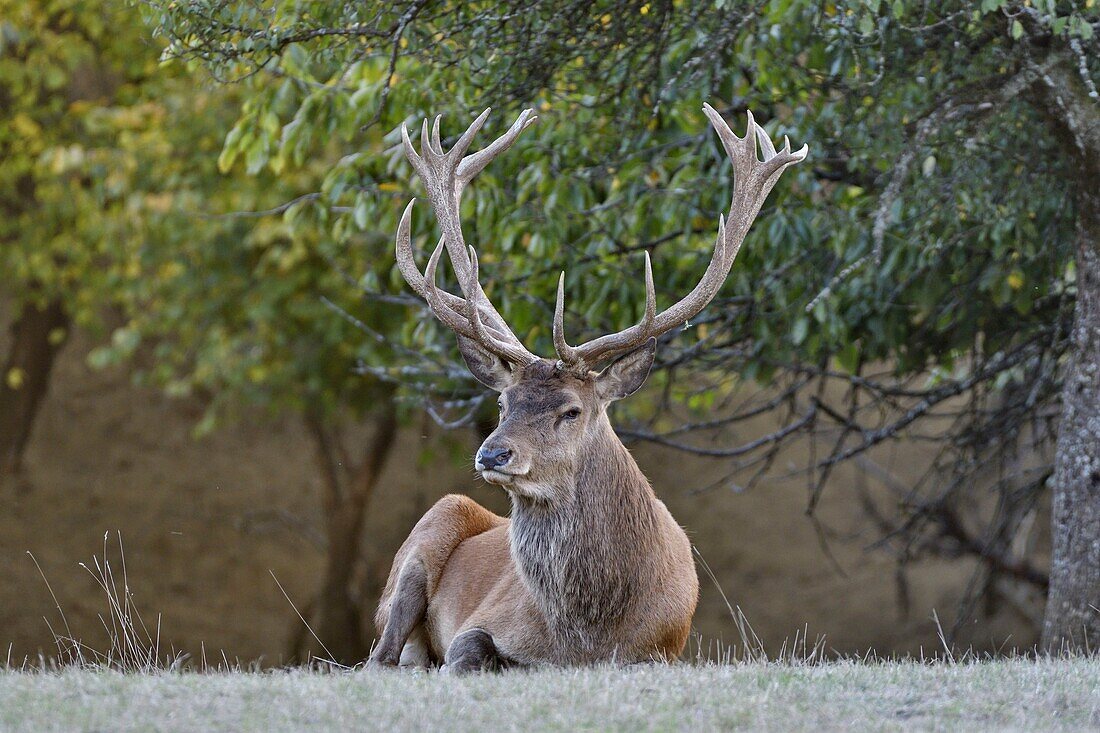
[[0, 658, 1097, 732], [6, 535, 1097, 732], [25, 532, 185, 673]]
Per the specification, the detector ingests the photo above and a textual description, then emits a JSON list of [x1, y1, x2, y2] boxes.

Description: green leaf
[[791, 317, 809, 346], [836, 341, 860, 373], [354, 197, 369, 230]]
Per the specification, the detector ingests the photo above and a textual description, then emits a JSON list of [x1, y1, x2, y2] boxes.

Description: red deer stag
[[369, 104, 807, 672]]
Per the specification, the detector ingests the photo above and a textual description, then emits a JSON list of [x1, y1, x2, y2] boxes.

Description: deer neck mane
[[507, 419, 660, 651]]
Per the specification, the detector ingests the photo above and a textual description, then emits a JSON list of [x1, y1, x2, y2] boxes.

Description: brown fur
[[370, 353, 699, 670]]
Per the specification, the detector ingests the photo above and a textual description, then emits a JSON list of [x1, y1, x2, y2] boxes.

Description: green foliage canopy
[[144, 1, 1097, 409]]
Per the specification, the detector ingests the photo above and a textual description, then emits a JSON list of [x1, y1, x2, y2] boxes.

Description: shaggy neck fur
[[508, 417, 661, 657]]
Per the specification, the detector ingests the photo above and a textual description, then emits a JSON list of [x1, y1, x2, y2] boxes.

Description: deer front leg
[[368, 558, 428, 667], [370, 495, 507, 668]]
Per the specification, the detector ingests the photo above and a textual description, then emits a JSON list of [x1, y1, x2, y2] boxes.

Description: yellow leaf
[[47, 328, 67, 346], [158, 261, 184, 280], [12, 114, 41, 139], [145, 192, 174, 213], [6, 368, 25, 390], [640, 3, 650, 14], [1007, 271, 1024, 291]]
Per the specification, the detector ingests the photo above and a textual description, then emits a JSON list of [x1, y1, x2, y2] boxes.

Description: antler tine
[[421, 234, 480, 339], [396, 200, 447, 301], [704, 104, 757, 170], [395, 200, 469, 313], [463, 246, 539, 365], [456, 108, 537, 189], [755, 123, 778, 159], [395, 199, 519, 344], [553, 251, 657, 371], [430, 115, 444, 156], [400, 124, 427, 181], [395, 200, 436, 301], [448, 108, 492, 166], [642, 250, 656, 323], [424, 241, 523, 347], [421, 118, 433, 159], [553, 272, 580, 365], [556, 105, 807, 371]]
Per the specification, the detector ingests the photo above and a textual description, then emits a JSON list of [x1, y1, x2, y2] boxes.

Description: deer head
[[395, 105, 807, 500]]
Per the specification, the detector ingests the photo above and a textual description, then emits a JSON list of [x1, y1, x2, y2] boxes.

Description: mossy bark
[[1036, 62, 1100, 653]]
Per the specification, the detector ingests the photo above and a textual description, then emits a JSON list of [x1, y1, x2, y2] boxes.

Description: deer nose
[[477, 447, 512, 471]]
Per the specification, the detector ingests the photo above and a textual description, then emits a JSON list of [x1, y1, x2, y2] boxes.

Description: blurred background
[[2, 1, 1098, 665]]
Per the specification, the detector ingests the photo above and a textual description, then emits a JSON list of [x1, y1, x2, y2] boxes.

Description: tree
[[1026, 62, 1100, 652], [0, 0, 132, 479], [0, 0, 408, 663], [147, 0, 1099, 651], [0, 0, 248, 480], [77, 61, 410, 664]]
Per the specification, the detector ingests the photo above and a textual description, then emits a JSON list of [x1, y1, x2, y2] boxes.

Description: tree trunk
[[303, 397, 399, 664], [1041, 174, 1100, 653], [1037, 62, 1100, 653], [0, 299, 70, 482]]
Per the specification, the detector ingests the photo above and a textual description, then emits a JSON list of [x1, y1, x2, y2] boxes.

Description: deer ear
[[595, 338, 656, 403], [457, 335, 515, 392]]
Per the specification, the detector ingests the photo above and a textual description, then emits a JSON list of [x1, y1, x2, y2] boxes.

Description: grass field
[[1, 659, 1097, 732]]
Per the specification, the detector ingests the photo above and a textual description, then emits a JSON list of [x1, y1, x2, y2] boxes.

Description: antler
[[395, 104, 807, 375], [395, 108, 540, 366], [553, 103, 808, 373]]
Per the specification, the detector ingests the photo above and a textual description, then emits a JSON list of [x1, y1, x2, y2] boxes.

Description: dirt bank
[[1, 325, 1038, 664]]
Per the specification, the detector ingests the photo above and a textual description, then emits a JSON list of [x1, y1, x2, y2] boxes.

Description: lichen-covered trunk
[[1036, 62, 1100, 654], [1041, 181, 1100, 653], [0, 299, 69, 482]]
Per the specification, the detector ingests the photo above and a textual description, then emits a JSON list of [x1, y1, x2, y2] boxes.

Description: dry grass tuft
[[22, 532, 184, 673]]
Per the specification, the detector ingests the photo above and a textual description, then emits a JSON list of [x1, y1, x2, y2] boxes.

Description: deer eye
[[562, 408, 581, 421]]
